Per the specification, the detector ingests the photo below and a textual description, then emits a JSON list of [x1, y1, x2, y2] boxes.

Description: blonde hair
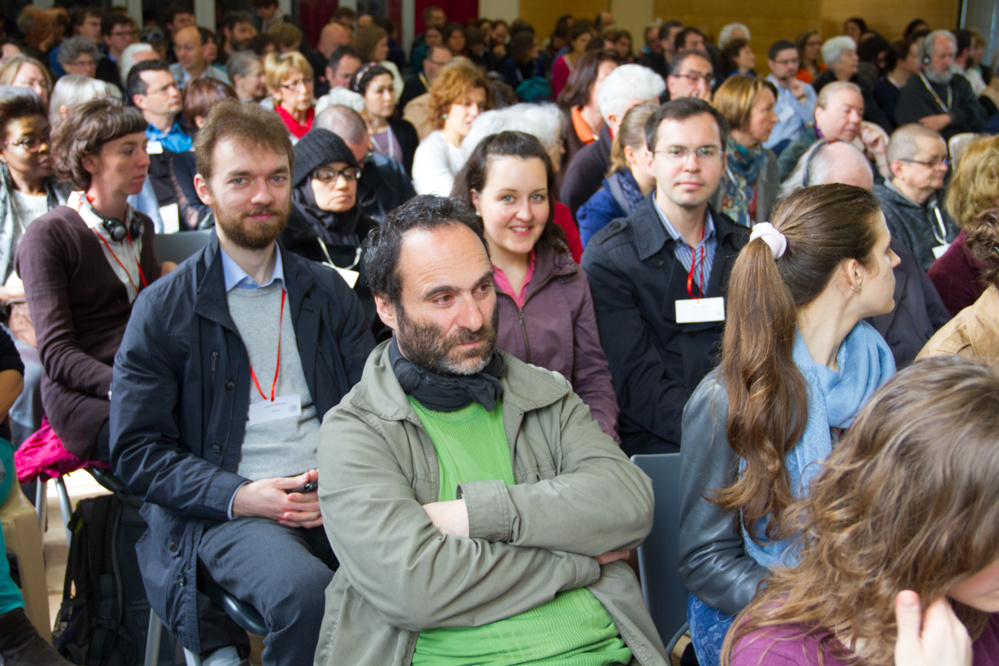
[[713, 75, 777, 134], [264, 51, 313, 93], [945, 134, 999, 227], [607, 100, 656, 176]]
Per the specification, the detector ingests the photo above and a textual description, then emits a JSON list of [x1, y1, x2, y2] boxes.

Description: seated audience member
[[873, 38, 921, 131], [110, 102, 375, 665], [265, 51, 315, 140], [118, 43, 157, 85], [641, 21, 683, 79], [219, 11, 256, 62], [577, 101, 657, 246], [410, 24, 444, 75], [978, 58, 999, 125], [724, 356, 999, 666], [313, 104, 416, 223], [0, 55, 52, 107], [97, 13, 136, 90], [351, 63, 418, 177], [129, 59, 190, 153], [57, 35, 100, 80], [412, 62, 490, 195], [308, 23, 351, 96], [795, 30, 825, 83], [918, 210, 999, 368], [875, 124, 958, 270], [674, 27, 706, 54], [665, 49, 715, 103], [552, 21, 593, 99], [15, 100, 160, 463], [49, 75, 121, 126], [226, 50, 266, 102], [681, 184, 897, 666], [172, 78, 238, 229], [717, 38, 755, 84], [765, 40, 816, 154], [400, 44, 447, 112], [452, 131, 619, 440], [441, 21, 466, 58], [583, 98, 749, 455], [896, 30, 987, 139], [268, 22, 304, 55], [503, 29, 547, 100], [314, 194, 666, 665], [324, 45, 362, 94], [717, 23, 750, 50], [812, 35, 891, 131], [556, 49, 620, 182], [460, 103, 584, 262], [49, 6, 102, 78], [464, 25, 498, 73], [781, 139, 949, 368], [356, 24, 403, 96], [170, 26, 230, 89], [928, 136, 999, 316], [712, 76, 779, 227], [778, 81, 888, 180], [561, 64, 664, 218]]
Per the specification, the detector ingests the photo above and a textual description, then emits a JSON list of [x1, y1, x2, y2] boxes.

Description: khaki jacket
[[917, 284, 999, 369], [315, 342, 668, 665]]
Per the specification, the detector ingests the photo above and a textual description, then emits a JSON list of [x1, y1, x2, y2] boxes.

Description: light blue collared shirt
[[652, 194, 718, 295], [220, 245, 285, 292], [764, 74, 816, 150]]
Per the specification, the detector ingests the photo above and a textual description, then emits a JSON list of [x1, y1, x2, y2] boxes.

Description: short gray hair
[[314, 87, 365, 115], [816, 80, 862, 109], [460, 103, 564, 163], [118, 43, 153, 84], [57, 36, 102, 66], [821, 36, 856, 66], [920, 30, 957, 61], [597, 64, 665, 124], [886, 123, 944, 166], [313, 103, 368, 144], [226, 50, 262, 82], [718, 23, 750, 49], [49, 74, 122, 127]]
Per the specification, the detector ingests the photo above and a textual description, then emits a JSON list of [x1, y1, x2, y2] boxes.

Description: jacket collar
[[631, 194, 740, 261]]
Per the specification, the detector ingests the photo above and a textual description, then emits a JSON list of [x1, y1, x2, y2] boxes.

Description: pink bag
[[13, 417, 110, 484]]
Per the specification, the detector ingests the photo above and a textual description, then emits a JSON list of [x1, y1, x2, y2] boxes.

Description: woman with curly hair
[[411, 61, 491, 194], [724, 356, 999, 665]]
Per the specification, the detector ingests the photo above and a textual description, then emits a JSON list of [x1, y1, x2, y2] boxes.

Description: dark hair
[[509, 31, 537, 65], [0, 92, 46, 143], [181, 78, 237, 131], [658, 20, 683, 42], [328, 44, 361, 72], [126, 58, 171, 100], [71, 6, 102, 30], [857, 34, 890, 66], [965, 208, 999, 289], [569, 20, 593, 44], [673, 27, 703, 53], [333, 6, 355, 21], [953, 28, 972, 56], [441, 22, 464, 43], [464, 26, 484, 48], [163, 5, 192, 26], [101, 12, 132, 37], [645, 97, 730, 153], [715, 184, 883, 538], [669, 49, 713, 76], [52, 99, 146, 189], [903, 18, 929, 41], [844, 17, 867, 33], [364, 195, 488, 305], [885, 39, 913, 71], [198, 27, 217, 52], [556, 49, 620, 110], [451, 131, 565, 252], [768, 39, 796, 61], [221, 11, 254, 34], [193, 100, 293, 183], [349, 62, 391, 96], [247, 34, 276, 56], [719, 37, 750, 74]]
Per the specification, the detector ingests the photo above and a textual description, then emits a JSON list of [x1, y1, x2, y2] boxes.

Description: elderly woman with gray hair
[[812, 35, 892, 130], [461, 102, 584, 262], [56, 36, 101, 79]]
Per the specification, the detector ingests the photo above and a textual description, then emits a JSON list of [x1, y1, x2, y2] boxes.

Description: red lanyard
[[685, 227, 706, 300], [95, 233, 148, 294], [249, 289, 286, 402]]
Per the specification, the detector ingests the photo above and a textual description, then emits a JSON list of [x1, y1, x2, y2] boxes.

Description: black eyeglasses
[[899, 157, 950, 169], [311, 166, 361, 184], [676, 72, 715, 87]]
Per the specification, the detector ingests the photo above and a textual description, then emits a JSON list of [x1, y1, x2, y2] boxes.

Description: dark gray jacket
[[874, 181, 958, 271]]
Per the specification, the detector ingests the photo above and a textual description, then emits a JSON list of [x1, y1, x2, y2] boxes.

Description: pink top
[[731, 613, 999, 665], [492, 250, 536, 310], [552, 55, 572, 100]]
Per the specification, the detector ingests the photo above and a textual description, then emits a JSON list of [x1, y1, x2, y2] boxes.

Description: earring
[[443, 113, 448, 119], [851, 282, 862, 292]]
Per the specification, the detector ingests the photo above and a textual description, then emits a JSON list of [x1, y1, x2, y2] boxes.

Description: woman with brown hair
[[723, 356, 999, 665], [795, 30, 825, 83], [412, 61, 491, 195], [556, 49, 620, 175], [551, 20, 594, 99], [679, 184, 899, 666], [350, 62, 419, 177]]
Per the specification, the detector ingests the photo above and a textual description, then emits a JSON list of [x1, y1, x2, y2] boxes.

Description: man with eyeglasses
[[874, 124, 959, 271], [96, 13, 138, 90], [665, 49, 714, 102], [764, 39, 816, 155], [583, 98, 749, 456], [400, 44, 450, 112]]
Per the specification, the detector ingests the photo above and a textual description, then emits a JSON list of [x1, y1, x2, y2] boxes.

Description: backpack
[[52, 493, 177, 665]]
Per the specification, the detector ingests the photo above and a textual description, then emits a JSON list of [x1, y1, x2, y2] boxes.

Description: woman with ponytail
[[678, 184, 899, 666]]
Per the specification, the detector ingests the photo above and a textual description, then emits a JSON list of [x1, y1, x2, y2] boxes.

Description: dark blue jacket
[[577, 170, 642, 248], [582, 195, 748, 456], [109, 232, 374, 652]]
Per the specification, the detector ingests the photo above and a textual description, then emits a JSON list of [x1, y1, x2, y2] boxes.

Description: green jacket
[[315, 342, 668, 665]]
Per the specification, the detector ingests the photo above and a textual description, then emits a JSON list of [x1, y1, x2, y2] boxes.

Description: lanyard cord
[[249, 288, 286, 402], [94, 232, 147, 294], [919, 73, 952, 113], [685, 227, 707, 300], [931, 205, 948, 245]]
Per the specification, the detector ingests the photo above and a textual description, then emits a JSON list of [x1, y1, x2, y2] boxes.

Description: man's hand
[[595, 550, 630, 565], [232, 469, 322, 528], [423, 499, 469, 538], [789, 78, 806, 101], [894, 590, 971, 666], [860, 124, 887, 157], [919, 113, 953, 132]]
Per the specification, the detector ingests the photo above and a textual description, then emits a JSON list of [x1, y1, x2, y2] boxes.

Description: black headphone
[[85, 196, 142, 242]]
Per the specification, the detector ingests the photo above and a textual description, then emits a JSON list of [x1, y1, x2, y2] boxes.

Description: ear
[[841, 257, 864, 292], [889, 159, 904, 180], [81, 153, 99, 175], [469, 188, 481, 215], [623, 144, 636, 165], [132, 93, 147, 110], [194, 173, 214, 206], [374, 294, 398, 331]]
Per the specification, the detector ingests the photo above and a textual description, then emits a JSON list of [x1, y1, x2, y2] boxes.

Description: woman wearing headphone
[[14, 99, 160, 463]]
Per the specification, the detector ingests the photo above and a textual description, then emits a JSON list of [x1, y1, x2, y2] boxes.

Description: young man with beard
[[109, 101, 374, 666], [313, 195, 667, 666]]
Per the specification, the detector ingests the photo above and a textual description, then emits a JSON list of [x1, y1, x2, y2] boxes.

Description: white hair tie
[[750, 222, 787, 259]]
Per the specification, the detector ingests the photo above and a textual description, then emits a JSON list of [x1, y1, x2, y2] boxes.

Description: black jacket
[[896, 74, 987, 140], [387, 116, 419, 178], [357, 152, 416, 223], [581, 195, 749, 456], [109, 232, 374, 653]]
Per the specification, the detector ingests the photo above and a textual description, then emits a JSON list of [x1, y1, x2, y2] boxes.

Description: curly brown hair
[[964, 208, 999, 288], [51, 98, 146, 190], [428, 61, 492, 130]]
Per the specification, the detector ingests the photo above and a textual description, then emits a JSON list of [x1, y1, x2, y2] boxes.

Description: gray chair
[[632, 453, 689, 658], [153, 230, 213, 265]]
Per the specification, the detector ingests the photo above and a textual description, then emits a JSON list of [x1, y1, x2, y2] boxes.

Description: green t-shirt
[[409, 399, 632, 666]]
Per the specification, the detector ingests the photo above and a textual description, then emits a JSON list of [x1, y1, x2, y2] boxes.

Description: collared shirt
[[220, 244, 285, 292], [764, 74, 816, 150], [169, 62, 232, 90], [652, 194, 717, 294], [69, 191, 144, 303], [145, 121, 193, 154]]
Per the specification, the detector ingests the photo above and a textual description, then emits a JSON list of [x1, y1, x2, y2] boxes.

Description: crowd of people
[[0, 3, 996, 666]]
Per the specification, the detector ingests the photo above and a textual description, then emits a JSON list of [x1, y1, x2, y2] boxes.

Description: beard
[[924, 66, 954, 85], [395, 302, 499, 376], [214, 203, 290, 250]]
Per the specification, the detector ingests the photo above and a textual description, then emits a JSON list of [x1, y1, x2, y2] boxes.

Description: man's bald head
[[779, 139, 874, 200], [319, 22, 353, 57]]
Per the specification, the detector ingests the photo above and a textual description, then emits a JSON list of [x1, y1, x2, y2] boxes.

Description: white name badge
[[247, 394, 302, 427], [932, 244, 949, 260], [676, 297, 726, 324], [146, 140, 163, 155], [331, 265, 360, 289]]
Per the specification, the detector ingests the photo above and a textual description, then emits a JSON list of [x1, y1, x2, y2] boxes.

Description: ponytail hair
[[714, 183, 883, 538]]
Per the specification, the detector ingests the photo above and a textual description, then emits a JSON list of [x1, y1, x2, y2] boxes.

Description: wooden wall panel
[[519, 1, 609, 41], [820, 0, 960, 43]]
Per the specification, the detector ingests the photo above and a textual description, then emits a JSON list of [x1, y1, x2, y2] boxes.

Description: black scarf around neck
[[389, 338, 505, 412]]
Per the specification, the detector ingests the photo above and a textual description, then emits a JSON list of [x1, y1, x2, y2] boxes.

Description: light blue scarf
[[743, 320, 895, 569]]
